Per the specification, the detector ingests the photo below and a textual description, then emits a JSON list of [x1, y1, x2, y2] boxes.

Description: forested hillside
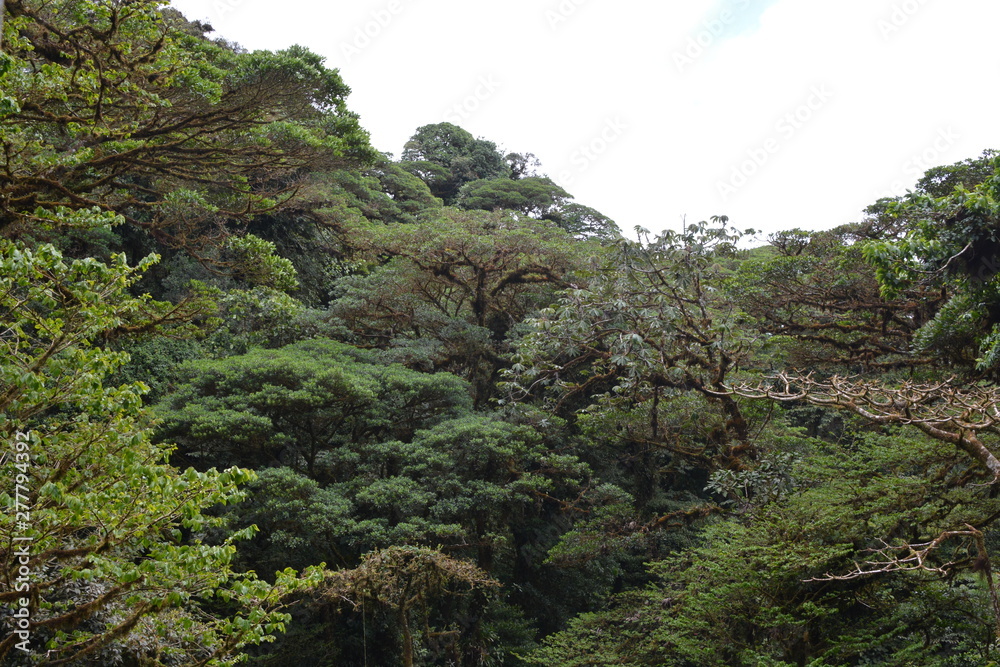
[[3, 1, 1000, 665]]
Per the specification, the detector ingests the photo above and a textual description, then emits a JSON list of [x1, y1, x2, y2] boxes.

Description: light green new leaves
[[0, 239, 313, 664]]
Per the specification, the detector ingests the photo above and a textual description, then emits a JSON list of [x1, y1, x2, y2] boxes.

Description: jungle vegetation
[[2, 2, 1000, 665]]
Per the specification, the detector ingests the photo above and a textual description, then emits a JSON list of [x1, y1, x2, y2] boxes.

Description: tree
[[0, 235, 317, 664], [156, 345, 593, 665], [916, 149, 999, 198], [320, 546, 499, 667], [729, 227, 942, 372], [713, 161, 1000, 645], [455, 179, 621, 241], [767, 228, 813, 256], [219, 467, 355, 575], [456, 176, 571, 219], [505, 151, 541, 180], [496, 219, 777, 605], [156, 343, 587, 569], [865, 154, 1000, 373], [528, 414, 1000, 666], [543, 202, 621, 242], [155, 338, 472, 478], [344, 414, 586, 571], [400, 123, 509, 204], [505, 219, 761, 468], [729, 373, 1000, 492], [334, 208, 588, 403], [308, 162, 443, 228], [0, 0, 376, 250], [236, 162, 444, 305], [371, 160, 445, 220]]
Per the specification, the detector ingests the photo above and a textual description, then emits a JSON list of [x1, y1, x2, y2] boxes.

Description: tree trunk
[[400, 608, 414, 667]]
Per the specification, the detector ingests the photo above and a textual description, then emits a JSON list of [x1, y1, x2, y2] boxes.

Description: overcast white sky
[[169, 0, 1000, 239]]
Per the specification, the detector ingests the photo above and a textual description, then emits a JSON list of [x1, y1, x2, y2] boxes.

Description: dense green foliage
[[0, 237, 321, 664], [3, 1, 1000, 665]]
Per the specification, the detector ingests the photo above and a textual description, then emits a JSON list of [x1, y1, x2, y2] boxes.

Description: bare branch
[[805, 527, 977, 581], [804, 524, 1000, 637], [716, 373, 1000, 478]]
